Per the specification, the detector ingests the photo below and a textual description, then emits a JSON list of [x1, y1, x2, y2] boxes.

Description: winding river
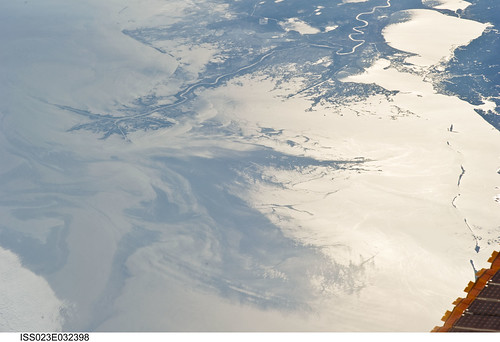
[[336, 0, 392, 55]]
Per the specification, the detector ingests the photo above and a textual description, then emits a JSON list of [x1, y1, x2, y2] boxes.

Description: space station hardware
[[432, 251, 500, 332]]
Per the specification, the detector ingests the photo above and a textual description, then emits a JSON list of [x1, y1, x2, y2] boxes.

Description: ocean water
[[0, 0, 498, 333]]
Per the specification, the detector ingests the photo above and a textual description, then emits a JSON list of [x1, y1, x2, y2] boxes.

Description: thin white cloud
[[422, 0, 472, 11], [279, 18, 321, 35], [0, 248, 64, 331], [1, 0, 498, 333], [383, 9, 488, 66]]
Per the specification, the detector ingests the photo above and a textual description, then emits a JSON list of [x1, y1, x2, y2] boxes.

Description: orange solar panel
[[452, 314, 500, 332], [491, 271, 500, 284], [432, 250, 500, 332], [477, 284, 500, 300], [467, 300, 500, 316]]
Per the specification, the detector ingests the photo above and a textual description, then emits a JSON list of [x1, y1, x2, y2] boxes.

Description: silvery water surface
[[0, 0, 498, 332]]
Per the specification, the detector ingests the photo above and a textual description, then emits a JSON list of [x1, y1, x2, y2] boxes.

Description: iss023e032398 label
[[19, 333, 90, 342]]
